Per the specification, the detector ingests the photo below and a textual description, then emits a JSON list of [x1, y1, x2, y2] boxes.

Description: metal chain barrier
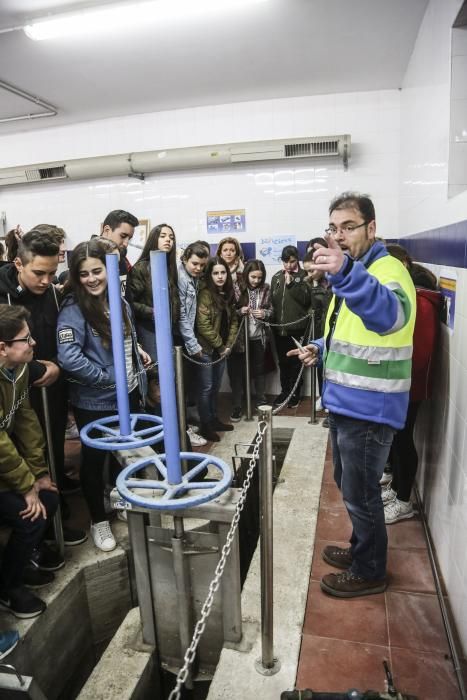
[[168, 419, 268, 700], [0, 389, 29, 430], [271, 363, 305, 415], [182, 317, 246, 367], [66, 361, 158, 390], [254, 311, 313, 329]]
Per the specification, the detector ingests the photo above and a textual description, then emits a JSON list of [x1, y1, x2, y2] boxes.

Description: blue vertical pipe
[[150, 250, 182, 485], [106, 253, 131, 436]]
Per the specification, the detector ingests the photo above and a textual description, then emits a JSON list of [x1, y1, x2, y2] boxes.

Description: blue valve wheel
[[116, 452, 232, 510], [80, 413, 164, 450]]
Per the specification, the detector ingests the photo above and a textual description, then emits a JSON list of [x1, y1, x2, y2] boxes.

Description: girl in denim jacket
[[57, 239, 150, 553]]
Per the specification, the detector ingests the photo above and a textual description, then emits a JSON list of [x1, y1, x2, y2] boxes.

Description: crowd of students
[[0, 206, 441, 638], [0, 211, 328, 624]]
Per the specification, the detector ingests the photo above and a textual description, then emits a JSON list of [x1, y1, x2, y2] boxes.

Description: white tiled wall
[[0, 89, 401, 397], [400, 0, 467, 656], [0, 89, 401, 252]]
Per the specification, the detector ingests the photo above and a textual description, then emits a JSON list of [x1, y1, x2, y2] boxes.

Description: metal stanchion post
[[40, 387, 65, 558], [175, 346, 188, 474], [255, 405, 280, 676], [308, 310, 318, 424], [244, 317, 252, 421], [309, 365, 317, 425]]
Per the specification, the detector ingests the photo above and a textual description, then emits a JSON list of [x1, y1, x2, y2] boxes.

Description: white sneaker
[[65, 420, 80, 440], [315, 397, 323, 411], [90, 521, 116, 552], [385, 499, 414, 525], [381, 485, 397, 505], [187, 427, 207, 446], [188, 424, 200, 434]]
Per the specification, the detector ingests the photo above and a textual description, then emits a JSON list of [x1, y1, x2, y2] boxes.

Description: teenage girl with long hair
[[57, 239, 151, 552], [233, 259, 273, 417], [126, 223, 180, 360], [195, 257, 239, 442]]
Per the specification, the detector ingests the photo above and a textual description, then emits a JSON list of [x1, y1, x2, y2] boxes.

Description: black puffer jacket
[[0, 263, 61, 384]]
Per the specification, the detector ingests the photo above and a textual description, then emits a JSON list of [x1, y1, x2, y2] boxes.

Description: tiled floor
[[297, 440, 464, 700]]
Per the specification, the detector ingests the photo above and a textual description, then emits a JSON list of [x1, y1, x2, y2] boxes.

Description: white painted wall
[[399, 0, 467, 656], [0, 90, 400, 255]]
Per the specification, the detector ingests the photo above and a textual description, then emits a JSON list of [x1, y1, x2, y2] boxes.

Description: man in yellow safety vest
[[289, 192, 416, 598]]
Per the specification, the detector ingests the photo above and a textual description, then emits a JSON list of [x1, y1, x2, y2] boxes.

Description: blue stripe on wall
[[387, 218, 467, 269]]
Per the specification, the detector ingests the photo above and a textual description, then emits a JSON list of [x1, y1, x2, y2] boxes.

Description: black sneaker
[[63, 527, 87, 546], [0, 587, 47, 619], [322, 545, 352, 570], [287, 395, 300, 409], [46, 526, 87, 548], [230, 408, 242, 422], [200, 424, 220, 442], [30, 543, 65, 572], [58, 474, 81, 495], [23, 567, 55, 589], [273, 392, 287, 407], [212, 419, 234, 432]]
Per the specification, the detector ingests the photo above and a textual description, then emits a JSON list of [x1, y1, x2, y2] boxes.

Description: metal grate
[[284, 140, 339, 158], [25, 166, 66, 181]]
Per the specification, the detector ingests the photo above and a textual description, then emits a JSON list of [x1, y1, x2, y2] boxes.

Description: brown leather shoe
[[320, 570, 387, 598], [322, 545, 352, 570]]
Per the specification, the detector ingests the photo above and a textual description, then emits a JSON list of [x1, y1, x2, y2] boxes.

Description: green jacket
[[306, 279, 332, 339], [270, 268, 312, 336], [196, 288, 239, 354], [126, 259, 180, 332], [0, 364, 48, 494]]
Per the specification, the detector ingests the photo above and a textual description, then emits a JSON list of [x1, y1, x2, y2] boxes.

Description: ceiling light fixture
[[24, 0, 269, 41]]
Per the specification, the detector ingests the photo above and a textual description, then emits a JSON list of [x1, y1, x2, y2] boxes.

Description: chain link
[[255, 311, 313, 329], [168, 419, 268, 700], [66, 361, 158, 390], [271, 362, 305, 415], [0, 389, 30, 430]]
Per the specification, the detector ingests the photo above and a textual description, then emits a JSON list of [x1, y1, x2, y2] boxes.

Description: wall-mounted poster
[[132, 219, 150, 249], [257, 235, 297, 265], [439, 270, 457, 334], [126, 219, 150, 266], [207, 209, 246, 234]]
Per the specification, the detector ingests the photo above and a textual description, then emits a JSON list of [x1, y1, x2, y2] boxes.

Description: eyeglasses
[[325, 222, 367, 236], [5, 333, 34, 346]]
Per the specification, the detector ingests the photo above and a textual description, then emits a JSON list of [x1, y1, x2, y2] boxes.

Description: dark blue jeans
[[329, 413, 395, 580], [197, 352, 226, 424], [0, 489, 59, 591]]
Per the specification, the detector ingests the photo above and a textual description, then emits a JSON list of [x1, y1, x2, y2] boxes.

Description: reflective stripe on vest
[[323, 254, 416, 394], [330, 339, 413, 362], [325, 368, 412, 393]]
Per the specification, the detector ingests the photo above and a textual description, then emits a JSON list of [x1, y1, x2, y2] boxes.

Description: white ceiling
[[0, 0, 429, 135]]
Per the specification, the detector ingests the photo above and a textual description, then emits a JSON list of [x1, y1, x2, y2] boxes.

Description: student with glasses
[[289, 192, 416, 599], [0, 229, 86, 556], [0, 305, 59, 619]]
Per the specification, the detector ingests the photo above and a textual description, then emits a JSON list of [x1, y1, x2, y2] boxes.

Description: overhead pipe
[[0, 79, 57, 124]]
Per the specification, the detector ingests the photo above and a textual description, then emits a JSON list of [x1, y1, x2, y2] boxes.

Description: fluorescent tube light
[[24, 0, 269, 40]]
